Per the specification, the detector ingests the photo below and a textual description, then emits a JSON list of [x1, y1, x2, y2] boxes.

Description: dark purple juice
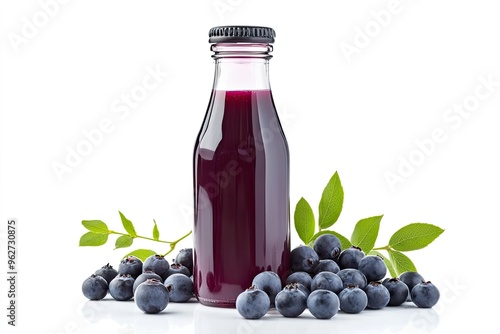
[[193, 89, 290, 307]]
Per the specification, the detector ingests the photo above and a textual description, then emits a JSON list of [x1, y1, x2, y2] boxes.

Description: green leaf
[[318, 172, 344, 229], [153, 219, 160, 241], [124, 249, 157, 262], [308, 230, 352, 251], [350, 215, 383, 253], [389, 223, 444, 252], [81, 220, 109, 234], [79, 232, 109, 246], [370, 250, 397, 278], [294, 197, 316, 244], [119, 211, 137, 237], [115, 235, 134, 249], [388, 249, 417, 275]]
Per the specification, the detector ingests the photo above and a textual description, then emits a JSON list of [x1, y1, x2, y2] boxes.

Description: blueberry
[[175, 248, 193, 275], [275, 283, 307, 318], [118, 256, 143, 279], [109, 274, 135, 301], [313, 234, 342, 261], [134, 279, 169, 313], [338, 246, 365, 269], [358, 256, 387, 282], [307, 289, 340, 319], [399, 271, 425, 301], [94, 263, 118, 285], [399, 271, 425, 292], [235, 286, 270, 319], [313, 259, 340, 275], [133, 270, 163, 294], [164, 273, 193, 302], [143, 254, 170, 278], [295, 283, 310, 298], [382, 278, 409, 306], [162, 263, 191, 281], [337, 269, 367, 289], [290, 246, 319, 274], [285, 272, 312, 290], [411, 281, 440, 308], [82, 274, 108, 300], [364, 281, 390, 309], [252, 271, 282, 306], [311, 272, 343, 295], [339, 286, 368, 314]]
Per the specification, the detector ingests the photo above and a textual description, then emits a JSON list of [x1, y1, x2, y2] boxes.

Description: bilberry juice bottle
[[193, 26, 290, 307]]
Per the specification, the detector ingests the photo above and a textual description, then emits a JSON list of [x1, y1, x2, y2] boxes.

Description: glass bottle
[[193, 26, 290, 307]]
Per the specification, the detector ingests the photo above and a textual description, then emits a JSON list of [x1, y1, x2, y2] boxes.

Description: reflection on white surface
[[80, 298, 440, 334], [193, 303, 439, 334]]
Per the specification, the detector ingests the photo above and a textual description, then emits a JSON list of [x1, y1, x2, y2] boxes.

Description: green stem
[[372, 245, 392, 251], [163, 230, 193, 257], [175, 230, 193, 244], [109, 229, 193, 257], [109, 230, 173, 244]]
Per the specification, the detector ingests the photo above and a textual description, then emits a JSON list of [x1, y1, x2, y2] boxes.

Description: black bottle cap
[[208, 26, 275, 43]]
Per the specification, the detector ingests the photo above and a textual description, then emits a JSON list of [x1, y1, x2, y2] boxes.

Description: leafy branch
[[79, 211, 192, 261], [79, 171, 444, 274], [294, 171, 444, 276]]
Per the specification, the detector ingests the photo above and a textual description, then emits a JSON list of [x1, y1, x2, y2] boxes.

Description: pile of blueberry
[[236, 234, 440, 320], [83, 235, 440, 318], [82, 248, 194, 314]]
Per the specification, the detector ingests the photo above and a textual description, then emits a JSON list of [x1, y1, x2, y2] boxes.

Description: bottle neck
[[211, 43, 272, 91]]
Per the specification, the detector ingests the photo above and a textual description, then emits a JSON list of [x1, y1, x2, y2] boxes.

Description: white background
[[1, 0, 499, 333]]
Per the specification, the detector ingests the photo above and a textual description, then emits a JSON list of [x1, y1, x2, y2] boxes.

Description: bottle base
[[196, 295, 236, 308]]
